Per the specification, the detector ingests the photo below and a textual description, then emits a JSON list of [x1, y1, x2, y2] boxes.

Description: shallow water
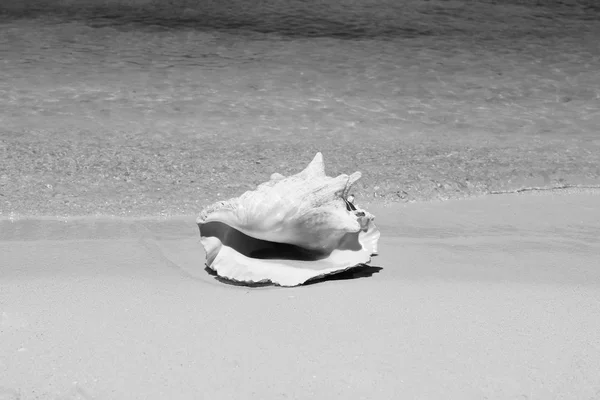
[[1, 0, 599, 216]]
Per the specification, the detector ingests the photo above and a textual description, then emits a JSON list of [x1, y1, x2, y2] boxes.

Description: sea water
[[1, 0, 599, 215]]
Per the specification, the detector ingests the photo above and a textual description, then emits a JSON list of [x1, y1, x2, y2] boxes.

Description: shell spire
[[298, 152, 325, 179]]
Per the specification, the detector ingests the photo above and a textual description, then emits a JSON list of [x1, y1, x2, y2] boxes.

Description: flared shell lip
[[207, 261, 374, 287]]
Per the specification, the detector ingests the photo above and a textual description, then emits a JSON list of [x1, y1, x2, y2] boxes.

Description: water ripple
[[2, 0, 595, 39]]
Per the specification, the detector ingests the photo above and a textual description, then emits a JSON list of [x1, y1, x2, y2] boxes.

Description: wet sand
[[1, 189, 599, 400]]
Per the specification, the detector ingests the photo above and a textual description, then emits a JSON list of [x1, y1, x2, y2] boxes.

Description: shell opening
[[199, 221, 364, 264]]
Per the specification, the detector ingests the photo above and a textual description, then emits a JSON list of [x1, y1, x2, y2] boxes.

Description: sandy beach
[[2, 0, 600, 398], [2, 189, 599, 399]]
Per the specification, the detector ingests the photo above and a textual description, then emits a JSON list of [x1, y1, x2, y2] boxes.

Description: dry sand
[[1, 189, 599, 400]]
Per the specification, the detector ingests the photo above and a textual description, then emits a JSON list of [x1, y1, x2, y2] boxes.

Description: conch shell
[[196, 152, 380, 286]]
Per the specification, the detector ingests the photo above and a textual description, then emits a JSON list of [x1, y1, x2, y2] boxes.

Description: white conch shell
[[196, 152, 381, 287]]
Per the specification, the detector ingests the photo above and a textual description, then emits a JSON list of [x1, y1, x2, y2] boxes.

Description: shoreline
[[2, 184, 600, 221]]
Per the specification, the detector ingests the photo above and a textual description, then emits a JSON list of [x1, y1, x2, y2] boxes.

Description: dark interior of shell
[[199, 220, 365, 261]]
